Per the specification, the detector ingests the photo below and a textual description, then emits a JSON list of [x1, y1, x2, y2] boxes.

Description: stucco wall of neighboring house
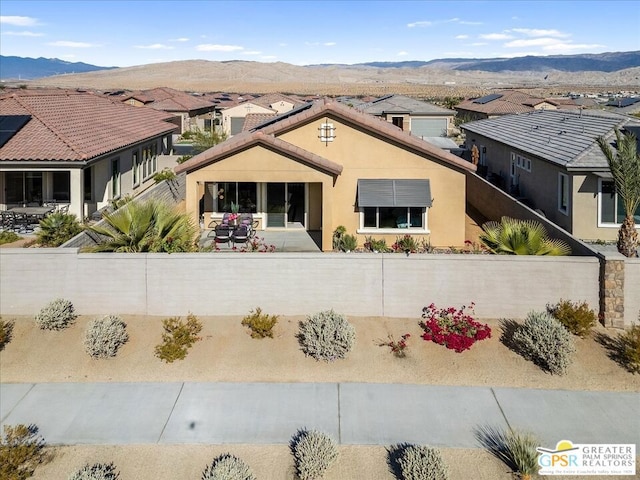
[[221, 104, 274, 136], [277, 117, 467, 248], [572, 173, 618, 242]]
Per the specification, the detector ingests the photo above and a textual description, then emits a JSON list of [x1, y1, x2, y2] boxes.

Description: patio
[[199, 228, 322, 252]]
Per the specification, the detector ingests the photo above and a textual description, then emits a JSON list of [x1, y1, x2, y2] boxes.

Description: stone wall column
[[600, 256, 625, 328]]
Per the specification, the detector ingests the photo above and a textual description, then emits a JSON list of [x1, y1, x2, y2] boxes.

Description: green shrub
[[36, 212, 83, 247], [340, 233, 358, 252], [298, 310, 355, 362], [68, 463, 120, 480], [34, 298, 77, 330], [392, 234, 419, 254], [84, 315, 129, 358], [511, 311, 575, 375], [201, 454, 256, 480], [291, 429, 338, 480], [475, 426, 539, 480], [241, 307, 278, 338], [0, 230, 21, 245], [154, 313, 202, 363], [619, 325, 640, 373], [153, 168, 176, 184], [396, 444, 449, 480], [0, 424, 51, 480], [364, 236, 391, 253], [0, 317, 15, 351], [332, 225, 346, 250], [547, 299, 597, 337]]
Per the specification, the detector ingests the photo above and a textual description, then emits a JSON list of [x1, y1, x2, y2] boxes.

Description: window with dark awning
[[357, 179, 432, 207]]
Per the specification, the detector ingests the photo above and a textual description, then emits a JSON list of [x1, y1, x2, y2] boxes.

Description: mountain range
[[0, 56, 116, 81]]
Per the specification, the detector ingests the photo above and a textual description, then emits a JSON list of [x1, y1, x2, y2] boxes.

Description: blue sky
[[1, 0, 639, 67]]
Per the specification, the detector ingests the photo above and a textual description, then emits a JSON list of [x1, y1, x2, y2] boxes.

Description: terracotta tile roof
[[0, 89, 178, 162], [252, 93, 306, 109], [242, 113, 277, 131], [175, 130, 343, 176], [456, 90, 547, 116], [176, 99, 474, 175], [124, 87, 215, 113]]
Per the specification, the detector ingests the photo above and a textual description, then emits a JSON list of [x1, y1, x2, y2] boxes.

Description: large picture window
[[599, 179, 640, 226], [363, 207, 424, 229], [216, 182, 257, 213]]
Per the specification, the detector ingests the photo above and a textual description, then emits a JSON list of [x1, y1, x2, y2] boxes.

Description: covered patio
[[199, 228, 322, 252]]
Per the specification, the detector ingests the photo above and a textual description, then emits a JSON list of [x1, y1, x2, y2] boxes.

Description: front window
[[362, 207, 424, 229], [132, 151, 139, 186], [52, 171, 70, 201], [111, 158, 120, 198], [216, 182, 257, 213], [599, 179, 640, 225], [558, 173, 569, 215]]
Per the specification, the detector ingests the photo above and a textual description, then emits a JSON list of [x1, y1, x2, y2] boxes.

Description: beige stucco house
[[176, 100, 476, 251], [461, 109, 640, 242], [220, 102, 275, 137]]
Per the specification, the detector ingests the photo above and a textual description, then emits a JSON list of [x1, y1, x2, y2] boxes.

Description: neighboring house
[[455, 90, 560, 121], [252, 93, 306, 114], [0, 89, 178, 220], [242, 113, 278, 131], [356, 94, 456, 138], [604, 97, 640, 115], [119, 87, 216, 134], [460, 109, 640, 242], [220, 102, 275, 137], [176, 100, 476, 251]]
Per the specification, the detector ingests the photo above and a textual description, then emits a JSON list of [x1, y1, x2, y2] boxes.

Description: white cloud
[[324, 42, 336, 46], [241, 50, 262, 55], [407, 21, 432, 28], [170, 37, 189, 42], [455, 35, 469, 40], [543, 42, 605, 52], [470, 42, 488, 47], [458, 20, 483, 25], [135, 43, 174, 50], [47, 40, 97, 48], [278, 43, 287, 47], [261, 55, 277, 60], [0, 15, 38, 26], [397, 51, 409, 56], [196, 44, 244, 52], [480, 33, 513, 40], [505, 37, 563, 48], [510, 28, 570, 38], [2, 30, 44, 37]]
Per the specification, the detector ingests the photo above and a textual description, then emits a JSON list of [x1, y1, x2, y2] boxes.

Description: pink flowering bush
[[420, 302, 491, 352]]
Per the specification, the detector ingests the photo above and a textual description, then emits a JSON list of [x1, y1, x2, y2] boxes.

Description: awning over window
[[357, 179, 432, 207]]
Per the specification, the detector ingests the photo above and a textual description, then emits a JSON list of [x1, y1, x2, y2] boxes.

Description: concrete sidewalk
[[1, 382, 638, 448]]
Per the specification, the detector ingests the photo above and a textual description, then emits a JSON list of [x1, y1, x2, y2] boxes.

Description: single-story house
[[460, 109, 640, 242], [0, 88, 179, 220], [455, 90, 561, 121], [175, 99, 476, 251], [221, 102, 276, 137], [119, 87, 216, 134], [356, 94, 456, 138]]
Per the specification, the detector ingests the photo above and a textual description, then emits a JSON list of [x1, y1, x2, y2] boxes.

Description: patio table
[[8, 206, 55, 219]]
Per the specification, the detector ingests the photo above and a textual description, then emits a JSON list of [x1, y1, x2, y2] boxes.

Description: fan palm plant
[[85, 199, 197, 252], [480, 217, 571, 255], [597, 129, 640, 257]]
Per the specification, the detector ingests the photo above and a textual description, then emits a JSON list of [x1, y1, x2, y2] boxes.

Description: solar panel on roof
[[0, 115, 31, 148], [606, 97, 640, 108], [473, 93, 503, 104]]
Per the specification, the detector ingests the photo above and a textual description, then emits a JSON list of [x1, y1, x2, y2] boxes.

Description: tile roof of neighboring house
[[122, 87, 214, 113], [456, 90, 547, 116], [358, 94, 455, 115], [177, 99, 475, 175], [0, 89, 178, 162], [242, 113, 278, 131], [252, 93, 306, 109], [461, 109, 640, 170]]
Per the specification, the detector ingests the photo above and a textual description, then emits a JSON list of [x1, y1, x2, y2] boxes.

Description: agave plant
[[479, 217, 570, 255], [85, 199, 197, 253]]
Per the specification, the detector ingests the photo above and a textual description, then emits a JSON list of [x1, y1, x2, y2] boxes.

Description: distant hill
[[0, 56, 116, 80], [354, 51, 640, 73]]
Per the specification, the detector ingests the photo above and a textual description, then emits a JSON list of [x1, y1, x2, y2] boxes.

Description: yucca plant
[[85, 199, 197, 253], [480, 216, 570, 255], [475, 426, 539, 480]]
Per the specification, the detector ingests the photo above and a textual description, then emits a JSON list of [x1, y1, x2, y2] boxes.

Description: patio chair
[[1, 210, 16, 231], [231, 225, 250, 245], [13, 212, 34, 234], [213, 224, 232, 245], [239, 213, 258, 237]]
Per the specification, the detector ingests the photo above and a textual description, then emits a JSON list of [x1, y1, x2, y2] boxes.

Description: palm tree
[[597, 129, 640, 257], [479, 217, 571, 255], [85, 199, 197, 253]]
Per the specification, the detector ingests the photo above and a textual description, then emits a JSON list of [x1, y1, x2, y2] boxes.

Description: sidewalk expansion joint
[[157, 382, 184, 443], [337, 383, 342, 444], [490, 387, 512, 431]]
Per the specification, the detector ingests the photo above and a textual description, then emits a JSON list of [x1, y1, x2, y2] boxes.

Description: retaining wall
[[0, 250, 601, 322]]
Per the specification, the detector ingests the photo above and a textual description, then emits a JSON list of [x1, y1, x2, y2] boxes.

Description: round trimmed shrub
[[398, 444, 449, 480], [84, 315, 129, 358], [68, 462, 120, 480], [512, 310, 576, 375], [201, 454, 256, 480], [35, 298, 77, 330], [298, 310, 355, 362], [291, 429, 338, 480]]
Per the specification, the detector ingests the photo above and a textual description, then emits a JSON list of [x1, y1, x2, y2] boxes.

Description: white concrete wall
[[0, 250, 602, 323], [625, 258, 640, 326]]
